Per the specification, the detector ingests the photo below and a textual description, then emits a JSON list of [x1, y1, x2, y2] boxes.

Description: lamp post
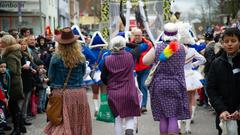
[[18, 1, 23, 28]]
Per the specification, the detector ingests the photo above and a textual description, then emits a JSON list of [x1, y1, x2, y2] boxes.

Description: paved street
[[23, 90, 218, 135]]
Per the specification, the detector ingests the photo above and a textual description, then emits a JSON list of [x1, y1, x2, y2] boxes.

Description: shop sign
[[0, 0, 39, 12]]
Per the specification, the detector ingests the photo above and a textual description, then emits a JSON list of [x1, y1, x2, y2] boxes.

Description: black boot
[[11, 112, 23, 135], [10, 130, 21, 135], [3, 125, 12, 131], [125, 129, 134, 135], [23, 118, 32, 126], [10, 117, 21, 135], [0, 128, 5, 135], [20, 116, 27, 133]]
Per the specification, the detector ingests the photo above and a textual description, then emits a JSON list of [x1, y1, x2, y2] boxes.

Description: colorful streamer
[[159, 41, 180, 62]]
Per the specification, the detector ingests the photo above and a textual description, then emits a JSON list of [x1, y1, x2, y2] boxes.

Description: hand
[[49, 47, 54, 52], [230, 111, 240, 120], [44, 78, 49, 82], [220, 111, 231, 121], [22, 64, 30, 69], [4, 99, 8, 107], [31, 69, 37, 74]]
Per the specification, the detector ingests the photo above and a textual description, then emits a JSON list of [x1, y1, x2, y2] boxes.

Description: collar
[[112, 49, 125, 55], [219, 51, 240, 63]]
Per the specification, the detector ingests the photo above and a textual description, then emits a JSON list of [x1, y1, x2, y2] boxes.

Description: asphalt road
[[22, 90, 218, 135]]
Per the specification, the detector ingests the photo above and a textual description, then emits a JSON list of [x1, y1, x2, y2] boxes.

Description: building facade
[[0, 0, 67, 35], [44, 0, 58, 33], [0, 0, 43, 34], [70, 0, 80, 25], [58, 0, 70, 28]]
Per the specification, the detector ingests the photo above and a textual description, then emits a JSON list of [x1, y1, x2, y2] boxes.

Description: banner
[[100, 0, 110, 41]]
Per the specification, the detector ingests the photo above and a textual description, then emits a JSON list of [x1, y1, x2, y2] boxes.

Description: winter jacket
[[204, 41, 216, 76], [131, 37, 153, 72], [207, 52, 240, 115], [2, 44, 24, 101], [28, 45, 43, 65], [21, 52, 34, 94]]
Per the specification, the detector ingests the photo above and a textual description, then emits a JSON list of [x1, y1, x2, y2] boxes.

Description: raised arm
[[142, 47, 155, 65]]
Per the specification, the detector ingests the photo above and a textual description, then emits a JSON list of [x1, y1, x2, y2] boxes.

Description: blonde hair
[[56, 41, 85, 68], [19, 38, 28, 45], [19, 38, 33, 61], [1, 35, 17, 46]]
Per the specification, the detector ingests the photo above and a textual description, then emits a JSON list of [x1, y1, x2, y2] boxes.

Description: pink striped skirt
[[44, 88, 92, 135]]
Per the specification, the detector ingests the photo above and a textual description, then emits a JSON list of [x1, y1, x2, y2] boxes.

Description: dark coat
[[39, 46, 52, 71], [21, 52, 34, 94], [2, 44, 24, 101], [204, 41, 216, 76], [28, 45, 43, 65], [207, 52, 240, 115]]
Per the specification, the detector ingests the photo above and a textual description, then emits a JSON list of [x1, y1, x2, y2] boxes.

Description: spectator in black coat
[[37, 36, 53, 71], [19, 38, 37, 126], [207, 28, 240, 135], [27, 35, 43, 65]]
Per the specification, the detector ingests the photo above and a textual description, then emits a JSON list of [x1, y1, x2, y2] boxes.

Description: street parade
[[0, 0, 240, 135]]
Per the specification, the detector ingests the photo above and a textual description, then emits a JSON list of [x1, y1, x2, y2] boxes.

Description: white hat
[[161, 23, 180, 42]]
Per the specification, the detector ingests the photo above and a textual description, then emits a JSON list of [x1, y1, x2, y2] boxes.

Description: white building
[[70, 0, 80, 25], [58, 0, 70, 27], [41, 0, 58, 33]]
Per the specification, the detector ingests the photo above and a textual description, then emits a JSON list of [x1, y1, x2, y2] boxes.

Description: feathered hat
[[71, 24, 85, 43], [178, 22, 196, 45], [89, 31, 108, 48], [45, 26, 52, 36]]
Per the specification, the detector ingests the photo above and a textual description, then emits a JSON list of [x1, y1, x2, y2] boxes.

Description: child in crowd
[[0, 60, 12, 134], [207, 28, 240, 135], [36, 63, 49, 113]]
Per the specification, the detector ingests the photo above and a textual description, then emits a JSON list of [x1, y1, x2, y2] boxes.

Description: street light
[[18, 1, 23, 28]]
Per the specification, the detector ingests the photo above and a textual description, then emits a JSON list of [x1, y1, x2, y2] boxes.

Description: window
[[49, 16, 51, 26]]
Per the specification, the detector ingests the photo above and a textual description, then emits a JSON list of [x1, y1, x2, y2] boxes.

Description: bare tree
[[200, 4, 207, 26]]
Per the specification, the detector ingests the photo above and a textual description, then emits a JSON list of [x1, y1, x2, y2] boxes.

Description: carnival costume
[[71, 25, 96, 85], [89, 31, 111, 84]]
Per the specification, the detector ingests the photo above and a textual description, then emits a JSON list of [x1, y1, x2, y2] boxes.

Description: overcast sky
[[171, 0, 206, 21]]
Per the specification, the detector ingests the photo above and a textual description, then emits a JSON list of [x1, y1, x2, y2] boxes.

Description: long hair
[[19, 38, 33, 61], [56, 41, 85, 68]]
